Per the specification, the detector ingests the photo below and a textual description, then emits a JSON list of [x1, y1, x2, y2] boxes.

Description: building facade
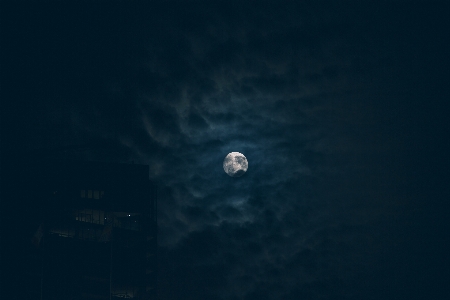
[[18, 160, 157, 300]]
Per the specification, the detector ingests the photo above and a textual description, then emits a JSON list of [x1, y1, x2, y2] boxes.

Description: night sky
[[2, 1, 449, 299]]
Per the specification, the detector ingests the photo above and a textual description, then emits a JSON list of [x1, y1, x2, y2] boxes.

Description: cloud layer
[[3, 1, 449, 299]]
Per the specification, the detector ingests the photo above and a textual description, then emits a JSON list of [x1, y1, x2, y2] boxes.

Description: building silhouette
[[4, 159, 157, 300]]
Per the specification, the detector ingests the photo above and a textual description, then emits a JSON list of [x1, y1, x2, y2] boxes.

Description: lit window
[[81, 190, 86, 198], [94, 190, 99, 199], [88, 190, 92, 198]]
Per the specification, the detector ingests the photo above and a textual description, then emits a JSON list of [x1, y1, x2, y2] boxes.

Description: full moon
[[223, 152, 248, 177]]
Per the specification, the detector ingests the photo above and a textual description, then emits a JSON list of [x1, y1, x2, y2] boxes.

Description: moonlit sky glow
[[2, 1, 449, 299]]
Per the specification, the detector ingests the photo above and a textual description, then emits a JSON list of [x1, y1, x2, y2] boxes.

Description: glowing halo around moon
[[223, 152, 248, 177]]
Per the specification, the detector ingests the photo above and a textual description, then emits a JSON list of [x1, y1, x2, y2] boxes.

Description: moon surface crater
[[223, 152, 248, 177]]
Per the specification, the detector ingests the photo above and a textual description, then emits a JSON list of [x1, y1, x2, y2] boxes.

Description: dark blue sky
[[2, 1, 449, 299]]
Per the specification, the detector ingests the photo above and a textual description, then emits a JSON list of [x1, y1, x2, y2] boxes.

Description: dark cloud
[[2, 1, 449, 299]]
